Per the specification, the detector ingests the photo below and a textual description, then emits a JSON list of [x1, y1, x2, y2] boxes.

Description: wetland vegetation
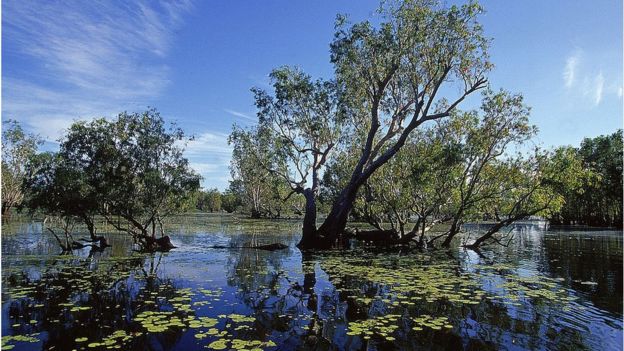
[[1, 0, 622, 350], [1, 216, 622, 350]]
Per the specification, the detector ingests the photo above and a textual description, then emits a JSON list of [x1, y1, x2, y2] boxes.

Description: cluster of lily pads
[[411, 315, 453, 331], [315, 251, 579, 346], [346, 314, 400, 340], [1, 333, 39, 350], [207, 338, 277, 350], [321, 254, 486, 308], [83, 330, 138, 349]]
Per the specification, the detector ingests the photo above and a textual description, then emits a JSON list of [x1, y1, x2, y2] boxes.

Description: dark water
[[1, 215, 622, 350]]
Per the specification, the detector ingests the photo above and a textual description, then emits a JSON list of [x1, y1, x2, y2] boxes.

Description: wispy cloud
[[3, 0, 193, 141], [223, 108, 256, 122], [563, 51, 580, 88], [562, 49, 619, 107], [182, 132, 232, 189], [593, 72, 604, 106], [184, 132, 232, 157]]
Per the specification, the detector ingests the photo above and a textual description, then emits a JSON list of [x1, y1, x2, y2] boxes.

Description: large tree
[[301, 0, 491, 248]]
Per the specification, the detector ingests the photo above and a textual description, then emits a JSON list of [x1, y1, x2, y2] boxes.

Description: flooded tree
[[244, 67, 343, 242], [463, 148, 584, 249], [433, 90, 536, 247], [350, 125, 462, 247], [230, 1, 491, 249], [24, 109, 201, 252], [23, 151, 105, 252], [306, 0, 491, 249]]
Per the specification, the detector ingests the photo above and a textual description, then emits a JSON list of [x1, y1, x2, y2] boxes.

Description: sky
[[2, 0, 622, 190]]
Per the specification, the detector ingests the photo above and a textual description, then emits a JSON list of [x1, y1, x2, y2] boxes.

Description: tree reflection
[[3, 253, 185, 351]]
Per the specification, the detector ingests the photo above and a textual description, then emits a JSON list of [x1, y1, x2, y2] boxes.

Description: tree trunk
[[441, 216, 462, 248], [298, 189, 319, 249], [465, 221, 508, 249], [298, 183, 358, 250]]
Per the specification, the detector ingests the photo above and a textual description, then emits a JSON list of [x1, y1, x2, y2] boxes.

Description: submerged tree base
[[136, 235, 177, 253]]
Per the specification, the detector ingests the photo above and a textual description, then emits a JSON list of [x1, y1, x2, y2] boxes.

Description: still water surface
[[1, 215, 622, 350]]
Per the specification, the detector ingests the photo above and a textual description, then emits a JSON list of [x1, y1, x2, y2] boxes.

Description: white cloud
[[562, 49, 619, 107], [563, 52, 580, 88], [2, 0, 192, 141], [224, 108, 256, 122], [189, 162, 225, 175], [593, 72, 604, 106], [184, 132, 232, 157], [183, 131, 233, 189]]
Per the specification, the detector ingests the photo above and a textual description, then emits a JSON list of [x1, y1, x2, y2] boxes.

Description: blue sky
[[2, 0, 622, 190]]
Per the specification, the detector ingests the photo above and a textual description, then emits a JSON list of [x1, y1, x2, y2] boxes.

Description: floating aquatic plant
[[1, 334, 40, 350]]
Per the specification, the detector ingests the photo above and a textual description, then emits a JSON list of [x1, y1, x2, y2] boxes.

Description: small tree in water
[[26, 109, 201, 252]]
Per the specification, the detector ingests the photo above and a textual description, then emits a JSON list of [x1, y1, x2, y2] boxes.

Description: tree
[[196, 188, 223, 212], [464, 149, 577, 249], [432, 90, 535, 247], [231, 66, 343, 228], [558, 130, 623, 227], [303, 0, 491, 249], [351, 125, 462, 246], [221, 187, 243, 213], [229, 124, 296, 218], [23, 152, 107, 251], [57, 109, 201, 251], [1, 120, 42, 215]]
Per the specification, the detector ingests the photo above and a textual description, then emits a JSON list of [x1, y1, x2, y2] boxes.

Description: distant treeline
[[550, 130, 622, 228]]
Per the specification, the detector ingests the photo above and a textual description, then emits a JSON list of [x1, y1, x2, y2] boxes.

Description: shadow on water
[[1, 214, 622, 350]]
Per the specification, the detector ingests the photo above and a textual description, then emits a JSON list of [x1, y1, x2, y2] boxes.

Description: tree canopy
[[23, 109, 201, 252]]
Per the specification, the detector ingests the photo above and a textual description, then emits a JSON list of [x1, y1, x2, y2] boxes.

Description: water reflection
[[1, 215, 622, 350]]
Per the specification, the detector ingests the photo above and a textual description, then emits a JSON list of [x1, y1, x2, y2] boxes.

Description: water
[[1, 214, 622, 350]]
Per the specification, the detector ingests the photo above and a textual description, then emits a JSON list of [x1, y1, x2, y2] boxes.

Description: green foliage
[[23, 151, 97, 223], [554, 130, 623, 227], [228, 126, 297, 218], [230, 67, 342, 221], [23, 109, 200, 247], [1, 120, 42, 214], [195, 188, 223, 212]]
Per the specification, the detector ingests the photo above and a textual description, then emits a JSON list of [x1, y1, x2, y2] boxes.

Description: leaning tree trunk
[[440, 222, 459, 248], [465, 221, 508, 249]]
